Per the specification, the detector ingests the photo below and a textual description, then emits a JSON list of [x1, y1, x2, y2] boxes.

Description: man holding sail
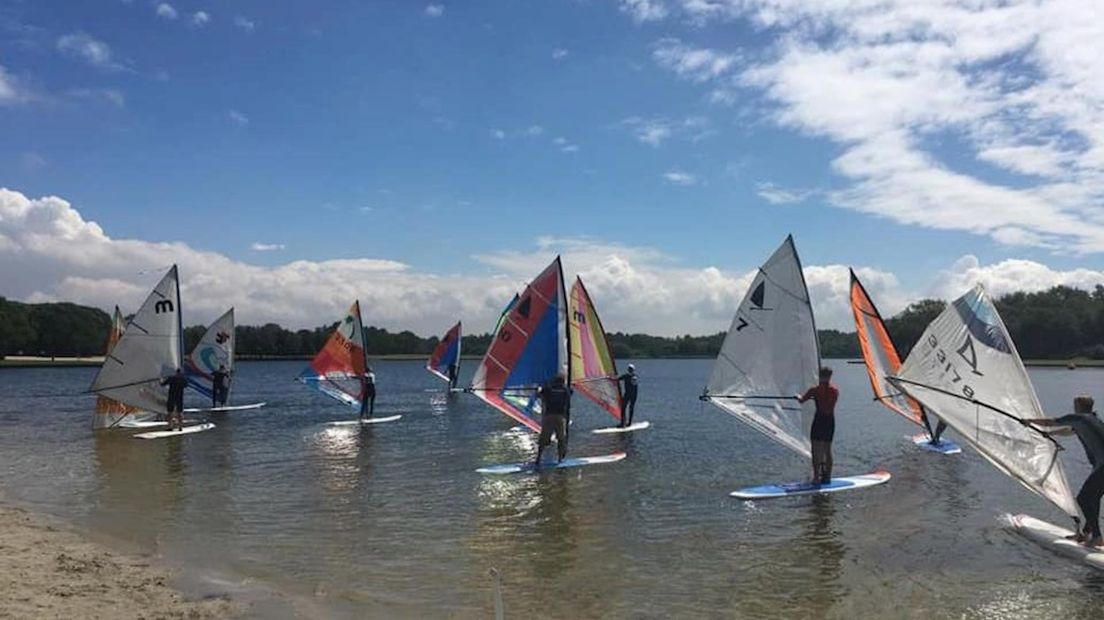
[[1024, 395, 1104, 546], [796, 366, 838, 485]]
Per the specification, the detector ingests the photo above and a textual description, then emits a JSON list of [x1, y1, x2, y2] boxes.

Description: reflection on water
[[4, 361, 1104, 618]]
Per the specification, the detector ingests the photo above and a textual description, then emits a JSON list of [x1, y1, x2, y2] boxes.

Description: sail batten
[[470, 258, 568, 432], [298, 301, 368, 409], [888, 284, 1079, 519], [90, 266, 183, 416], [703, 236, 819, 459], [568, 277, 622, 421]]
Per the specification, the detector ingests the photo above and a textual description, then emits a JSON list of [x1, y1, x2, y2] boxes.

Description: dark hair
[[819, 366, 833, 378], [1075, 395, 1095, 414]]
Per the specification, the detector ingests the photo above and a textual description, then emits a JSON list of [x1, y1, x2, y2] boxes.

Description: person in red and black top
[[796, 366, 838, 485]]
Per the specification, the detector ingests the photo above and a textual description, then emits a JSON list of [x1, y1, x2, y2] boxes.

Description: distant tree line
[[4, 285, 1104, 360]]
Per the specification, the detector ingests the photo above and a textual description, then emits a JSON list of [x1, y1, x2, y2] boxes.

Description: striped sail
[[568, 277, 622, 421]]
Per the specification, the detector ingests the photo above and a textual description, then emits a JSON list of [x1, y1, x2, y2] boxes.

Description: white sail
[[888, 285, 1079, 519], [186, 308, 235, 400], [90, 266, 182, 414], [704, 236, 820, 458]]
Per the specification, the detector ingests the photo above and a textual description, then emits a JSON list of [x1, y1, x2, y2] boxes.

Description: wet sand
[[0, 496, 238, 619]]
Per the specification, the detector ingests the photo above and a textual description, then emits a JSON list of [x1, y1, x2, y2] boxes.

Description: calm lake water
[[1, 359, 1103, 618]]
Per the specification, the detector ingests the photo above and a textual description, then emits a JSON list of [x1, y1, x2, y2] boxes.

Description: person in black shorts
[[618, 364, 639, 427], [535, 373, 571, 467], [796, 367, 838, 484], [360, 366, 376, 419], [161, 368, 188, 431]]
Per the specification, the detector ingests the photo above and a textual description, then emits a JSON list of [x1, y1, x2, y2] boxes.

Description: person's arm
[[1022, 416, 1075, 434], [795, 387, 814, 403]]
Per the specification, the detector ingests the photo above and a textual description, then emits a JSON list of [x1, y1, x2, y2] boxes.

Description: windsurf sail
[[470, 258, 569, 432], [298, 301, 368, 409], [494, 294, 519, 334], [93, 306, 141, 428], [568, 276, 622, 421], [426, 321, 462, 383], [849, 270, 928, 429], [90, 266, 183, 417], [186, 308, 235, 400], [887, 285, 1080, 520], [703, 236, 820, 458]]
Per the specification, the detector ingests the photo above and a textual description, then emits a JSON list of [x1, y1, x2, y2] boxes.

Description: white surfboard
[[133, 422, 216, 440], [1008, 513, 1104, 570], [910, 433, 962, 455], [730, 470, 891, 500], [117, 418, 170, 429], [183, 402, 267, 414], [592, 421, 651, 435], [328, 415, 403, 427], [476, 452, 626, 475]]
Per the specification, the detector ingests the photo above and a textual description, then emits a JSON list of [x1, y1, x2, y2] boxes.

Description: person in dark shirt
[[796, 367, 839, 485], [618, 364, 639, 428], [1024, 395, 1104, 546], [447, 362, 459, 390], [160, 368, 188, 431], [535, 373, 571, 467], [360, 366, 377, 420], [211, 364, 230, 407]]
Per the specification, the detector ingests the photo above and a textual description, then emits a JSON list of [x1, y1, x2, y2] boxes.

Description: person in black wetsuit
[[211, 364, 230, 407], [359, 366, 377, 420], [618, 364, 639, 428], [921, 411, 948, 445], [161, 368, 188, 431], [447, 362, 459, 390], [535, 373, 571, 467], [1024, 395, 1104, 546], [796, 367, 839, 485]]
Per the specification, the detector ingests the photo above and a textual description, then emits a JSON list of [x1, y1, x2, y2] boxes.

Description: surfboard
[[592, 421, 651, 434], [133, 422, 216, 440], [183, 402, 267, 414], [328, 415, 403, 426], [910, 434, 962, 454], [117, 418, 169, 429], [1009, 513, 1104, 570], [730, 470, 891, 500], [476, 452, 627, 475]]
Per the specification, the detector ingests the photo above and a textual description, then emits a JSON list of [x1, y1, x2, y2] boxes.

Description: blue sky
[[1, 1, 1102, 334]]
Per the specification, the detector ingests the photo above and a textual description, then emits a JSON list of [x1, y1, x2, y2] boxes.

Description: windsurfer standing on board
[[447, 362, 459, 390], [359, 366, 376, 419], [796, 367, 838, 485], [161, 368, 187, 431], [1024, 395, 1104, 546], [534, 372, 571, 468], [212, 364, 230, 407], [618, 364, 639, 428]]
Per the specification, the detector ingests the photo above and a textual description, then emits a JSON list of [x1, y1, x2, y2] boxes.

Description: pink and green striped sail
[[568, 277, 622, 421]]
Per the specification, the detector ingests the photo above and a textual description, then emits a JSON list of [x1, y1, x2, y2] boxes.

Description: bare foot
[[1084, 536, 1103, 548]]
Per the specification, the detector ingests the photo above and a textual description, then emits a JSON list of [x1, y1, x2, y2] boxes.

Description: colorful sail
[[888, 285, 1079, 519], [426, 321, 462, 383], [471, 258, 569, 432], [298, 301, 367, 409], [186, 308, 235, 400], [568, 277, 622, 421], [703, 236, 820, 458], [93, 306, 141, 428], [849, 270, 926, 428], [90, 266, 183, 416], [495, 294, 519, 334]]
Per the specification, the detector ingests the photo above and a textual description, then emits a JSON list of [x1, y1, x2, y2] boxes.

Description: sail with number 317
[[470, 257, 569, 432], [298, 301, 368, 409]]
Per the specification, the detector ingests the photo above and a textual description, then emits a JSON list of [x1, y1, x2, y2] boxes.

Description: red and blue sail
[[297, 301, 368, 409], [471, 258, 569, 432], [426, 321, 462, 383]]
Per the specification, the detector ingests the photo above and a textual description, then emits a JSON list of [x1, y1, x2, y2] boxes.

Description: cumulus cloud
[[56, 32, 128, 71], [424, 4, 444, 18], [643, 0, 1104, 254], [155, 3, 178, 20], [620, 0, 668, 23]]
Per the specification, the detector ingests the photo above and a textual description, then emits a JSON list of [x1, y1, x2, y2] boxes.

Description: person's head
[[1075, 395, 1095, 415], [218, 364, 226, 371], [175, 367, 183, 375], [818, 366, 833, 384], [552, 373, 566, 387], [627, 364, 636, 374]]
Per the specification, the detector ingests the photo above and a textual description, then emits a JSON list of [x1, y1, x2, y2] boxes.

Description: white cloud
[[68, 88, 125, 108], [621, 115, 713, 147], [0, 64, 32, 105], [644, 1, 1104, 254], [560, 144, 580, 154], [155, 3, 178, 20], [756, 182, 815, 205], [620, 0, 668, 23], [3, 188, 1102, 334], [233, 16, 255, 32], [229, 110, 249, 126], [662, 169, 698, 186], [552, 48, 569, 60], [250, 242, 285, 252], [192, 11, 211, 27], [424, 4, 444, 18], [490, 128, 506, 140], [56, 33, 127, 72]]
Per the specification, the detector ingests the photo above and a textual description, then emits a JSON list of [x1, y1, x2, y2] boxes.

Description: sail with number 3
[[470, 257, 569, 432], [702, 236, 819, 458]]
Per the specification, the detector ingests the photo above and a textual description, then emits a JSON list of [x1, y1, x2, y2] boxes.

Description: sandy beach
[[0, 496, 238, 619]]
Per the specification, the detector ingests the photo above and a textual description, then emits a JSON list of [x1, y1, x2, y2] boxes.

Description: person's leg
[[1078, 467, 1104, 543], [933, 420, 947, 444], [556, 416, 567, 462], [627, 395, 636, 426], [810, 442, 822, 483], [823, 441, 834, 483], [620, 399, 629, 428], [536, 422, 551, 466], [369, 393, 375, 418]]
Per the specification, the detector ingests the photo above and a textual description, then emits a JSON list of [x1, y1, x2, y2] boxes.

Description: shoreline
[[0, 493, 241, 619]]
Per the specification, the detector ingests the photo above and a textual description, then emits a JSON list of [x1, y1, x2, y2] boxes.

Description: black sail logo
[[154, 300, 175, 314]]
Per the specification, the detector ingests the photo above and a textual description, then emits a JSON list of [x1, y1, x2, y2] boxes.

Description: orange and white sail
[[849, 269, 925, 427]]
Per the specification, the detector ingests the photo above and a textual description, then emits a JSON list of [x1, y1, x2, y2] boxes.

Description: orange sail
[[298, 301, 368, 408], [849, 270, 924, 427], [93, 306, 140, 428]]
